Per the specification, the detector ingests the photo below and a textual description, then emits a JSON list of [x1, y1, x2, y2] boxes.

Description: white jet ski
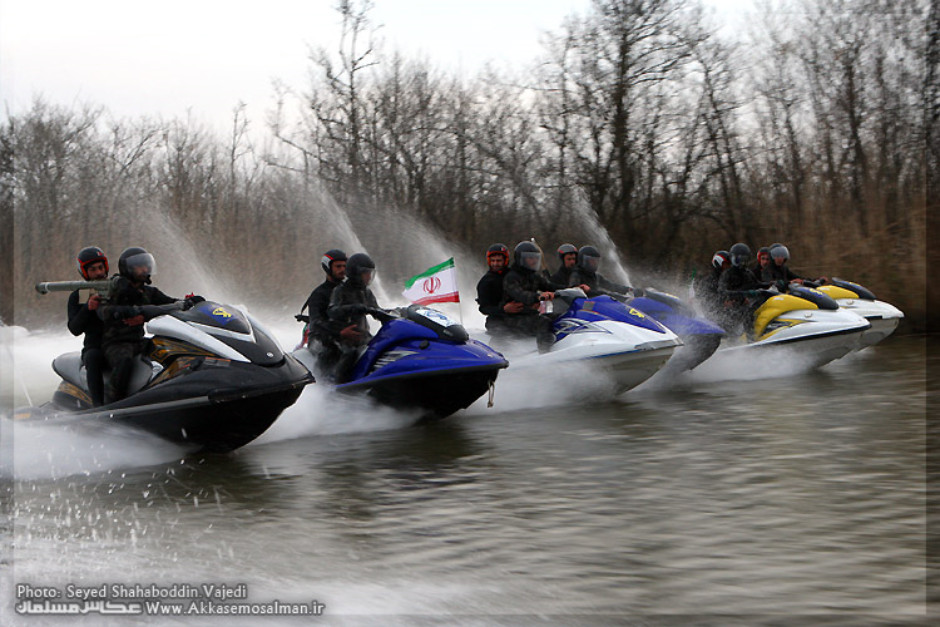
[[706, 285, 871, 371], [814, 278, 904, 349], [484, 289, 682, 396]]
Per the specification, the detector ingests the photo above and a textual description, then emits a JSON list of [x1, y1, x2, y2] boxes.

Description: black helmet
[[577, 245, 601, 272], [711, 250, 730, 269], [77, 246, 108, 279], [557, 243, 577, 261], [320, 248, 347, 274], [486, 243, 509, 263], [729, 243, 751, 268], [346, 252, 376, 287], [118, 247, 155, 283], [513, 241, 541, 270], [769, 244, 790, 262]]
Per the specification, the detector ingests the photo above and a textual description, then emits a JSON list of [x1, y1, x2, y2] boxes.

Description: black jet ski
[[293, 305, 508, 420], [15, 300, 313, 452]]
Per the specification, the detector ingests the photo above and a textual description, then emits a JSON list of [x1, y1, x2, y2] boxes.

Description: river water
[[0, 334, 928, 623]]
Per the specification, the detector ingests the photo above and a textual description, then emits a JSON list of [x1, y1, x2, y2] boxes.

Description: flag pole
[[454, 256, 465, 328]]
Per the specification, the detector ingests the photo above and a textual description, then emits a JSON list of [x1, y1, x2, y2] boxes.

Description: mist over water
[[253, 385, 420, 445], [3, 419, 188, 482]]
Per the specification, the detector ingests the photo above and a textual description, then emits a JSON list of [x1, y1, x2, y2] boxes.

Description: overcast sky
[[1, 0, 746, 133]]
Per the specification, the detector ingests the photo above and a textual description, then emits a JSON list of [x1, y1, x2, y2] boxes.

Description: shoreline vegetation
[[2, 0, 929, 332]]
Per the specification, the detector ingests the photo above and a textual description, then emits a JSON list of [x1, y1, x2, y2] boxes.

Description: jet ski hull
[[815, 282, 904, 348], [590, 344, 679, 393], [336, 364, 504, 420], [20, 354, 313, 453], [859, 314, 902, 348], [708, 308, 871, 371], [629, 292, 725, 373], [491, 293, 682, 395], [660, 333, 723, 374], [501, 340, 678, 395], [829, 300, 903, 348]]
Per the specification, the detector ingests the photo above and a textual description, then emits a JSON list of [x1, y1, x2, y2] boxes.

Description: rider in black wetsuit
[[717, 243, 771, 336], [567, 246, 636, 297], [694, 250, 730, 321], [327, 252, 382, 382], [476, 243, 520, 336], [501, 242, 564, 352], [764, 244, 806, 288], [98, 248, 198, 402], [68, 246, 109, 406], [548, 243, 578, 287], [301, 249, 366, 378]]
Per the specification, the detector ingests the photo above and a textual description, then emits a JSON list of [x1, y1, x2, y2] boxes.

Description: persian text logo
[[16, 599, 143, 615]]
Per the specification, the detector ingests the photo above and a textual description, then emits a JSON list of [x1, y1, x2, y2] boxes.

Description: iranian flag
[[402, 258, 460, 305]]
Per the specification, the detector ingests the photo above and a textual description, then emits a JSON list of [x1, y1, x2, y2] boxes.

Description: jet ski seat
[[51, 351, 162, 402]]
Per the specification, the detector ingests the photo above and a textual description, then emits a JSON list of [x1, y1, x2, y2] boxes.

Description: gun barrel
[[35, 280, 112, 295]]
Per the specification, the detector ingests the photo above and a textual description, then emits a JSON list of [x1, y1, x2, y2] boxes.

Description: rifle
[[35, 277, 119, 301], [37, 278, 189, 320]]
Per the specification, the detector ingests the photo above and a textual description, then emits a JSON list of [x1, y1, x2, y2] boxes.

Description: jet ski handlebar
[[139, 302, 187, 320], [368, 307, 400, 323], [554, 287, 588, 301]]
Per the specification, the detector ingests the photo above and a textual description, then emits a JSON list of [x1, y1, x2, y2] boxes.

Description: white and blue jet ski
[[485, 288, 682, 395]]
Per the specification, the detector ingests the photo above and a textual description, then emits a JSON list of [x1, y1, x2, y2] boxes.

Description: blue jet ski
[[625, 288, 726, 372], [487, 289, 682, 395], [294, 305, 508, 420]]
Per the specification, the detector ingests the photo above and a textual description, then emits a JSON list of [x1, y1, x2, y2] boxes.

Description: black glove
[[183, 294, 206, 310], [140, 303, 180, 320], [633, 287, 645, 297], [367, 308, 395, 323]]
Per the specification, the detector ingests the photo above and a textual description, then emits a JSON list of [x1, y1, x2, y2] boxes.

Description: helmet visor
[[771, 246, 790, 262], [731, 252, 749, 267], [359, 268, 376, 286], [582, 255, 600, 272], [519, 251, 541, 270], [125, 252, 156, 279]]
